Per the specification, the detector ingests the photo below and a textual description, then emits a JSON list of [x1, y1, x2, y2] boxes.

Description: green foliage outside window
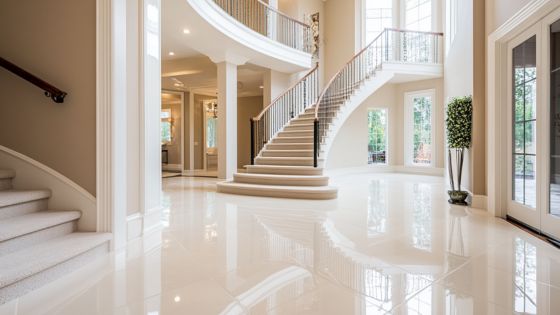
[[413, 96, 432, 164]]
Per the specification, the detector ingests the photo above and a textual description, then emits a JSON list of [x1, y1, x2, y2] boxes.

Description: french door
[[507, 10, 560, 242]]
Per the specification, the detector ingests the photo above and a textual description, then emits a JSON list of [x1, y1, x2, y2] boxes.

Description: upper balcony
[[165, 0, 314, 72]]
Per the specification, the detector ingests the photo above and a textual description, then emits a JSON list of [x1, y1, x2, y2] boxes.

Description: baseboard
[[162, 164, 182, 171], [470, 194, 488, 210], [126, 207, 163, 241], [393, 165, 445, 176], [325, 165, 444, 177]]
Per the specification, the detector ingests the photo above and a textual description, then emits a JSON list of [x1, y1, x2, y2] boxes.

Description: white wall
[[327, 78, 444, 171], [443, 0, 474, 191]]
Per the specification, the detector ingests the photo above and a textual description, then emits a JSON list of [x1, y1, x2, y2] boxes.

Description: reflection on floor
[[162, 171, 182, 178], [182, 169, 218, 178], [1, 173, 560, 314]]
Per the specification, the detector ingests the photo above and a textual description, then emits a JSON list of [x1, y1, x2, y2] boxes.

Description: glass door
[[507, 27, 541, 230], [542, 14, 560, 241]]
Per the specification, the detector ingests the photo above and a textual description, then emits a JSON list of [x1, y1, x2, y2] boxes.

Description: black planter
[[448, 190, 468, 205]]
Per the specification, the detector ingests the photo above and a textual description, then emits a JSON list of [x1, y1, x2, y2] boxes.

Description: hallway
[[1, 172, 559, 314]]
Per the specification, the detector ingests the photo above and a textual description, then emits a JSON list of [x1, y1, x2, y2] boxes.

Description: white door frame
[[161, 89, 185, 172], [487, 0, 560, 218], [505, 24, 542, 229], [403, 89, 437, 168]]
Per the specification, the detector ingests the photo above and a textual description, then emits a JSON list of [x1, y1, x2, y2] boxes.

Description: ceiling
[[161, 56, 266, 97]]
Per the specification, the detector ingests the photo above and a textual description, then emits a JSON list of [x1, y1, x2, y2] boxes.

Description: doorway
[[505, 11, 560, 242], [161, 90, 184, 178]]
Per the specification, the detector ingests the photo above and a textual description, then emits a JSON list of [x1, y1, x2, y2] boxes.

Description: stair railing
[[250, 63, 320, 164], [313, 28, 443, 167], [0, 57, 67, 103], [211, 0, 313, 53]]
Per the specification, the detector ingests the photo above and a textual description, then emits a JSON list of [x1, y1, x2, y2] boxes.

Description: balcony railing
[[211, 0, 313, 53], [313, 28, 443, 167], [250, 64, 320, 164]]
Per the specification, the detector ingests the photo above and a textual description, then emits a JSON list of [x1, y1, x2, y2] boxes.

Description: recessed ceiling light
[[259, 85, 264, 89], [183, 29, 191, 34], [168, 52, 175, 56], [174, 296, 181, 303]]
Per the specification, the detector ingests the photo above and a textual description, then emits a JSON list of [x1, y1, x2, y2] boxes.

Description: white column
[[217, 61, 238, 180]]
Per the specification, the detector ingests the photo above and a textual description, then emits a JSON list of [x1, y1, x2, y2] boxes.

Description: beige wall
[[0, 0, 96, 195], [324, 0, 358, 80], [328, 78, 444, 170], [238, 96, 264, 168]]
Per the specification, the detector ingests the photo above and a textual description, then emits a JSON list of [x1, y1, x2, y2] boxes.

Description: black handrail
[[0, 57, 67, 103]]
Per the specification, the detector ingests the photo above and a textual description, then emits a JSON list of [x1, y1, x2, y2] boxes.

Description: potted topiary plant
[[445, 96, 472, 205]]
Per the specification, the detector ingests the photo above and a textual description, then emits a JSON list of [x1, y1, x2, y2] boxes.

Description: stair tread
[[0, 170, 15, 180], [234, 173, 327, 180], [256, 156, 319, 160], [0, 190, 51, 208], [0, 211, 81, 242], [0, 232, 111, 288], [218, 181, 337, 192], [245, 165, 322, 170], [262, 150, 314, 153]]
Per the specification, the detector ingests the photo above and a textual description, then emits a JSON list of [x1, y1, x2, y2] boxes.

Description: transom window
[[364, 0, 393, 44], [368, 109, 388, 164], [405, 0, 432, 31]]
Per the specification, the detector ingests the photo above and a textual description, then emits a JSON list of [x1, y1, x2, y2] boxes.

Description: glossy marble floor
[[1, 172, 560, 315]]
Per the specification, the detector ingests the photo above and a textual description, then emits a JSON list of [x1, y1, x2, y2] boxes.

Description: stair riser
[[290, 119, 315, 125], [0, 241, 110, 304], [217, 185, 337, 200], [0, 179, 12, 191], [0, 199, 48, 220], [278, 131, 313, 137], [283, 125, 314, 131], [298, 114, 315, 119], [246, 167, 323, 176], [0, 221, 77, 256], [234, 176, 328, 187], [266, 144, 314, 150], [261, 151, 313, 157], [272, 138, 313, 144], [255, 159, 314, 166]]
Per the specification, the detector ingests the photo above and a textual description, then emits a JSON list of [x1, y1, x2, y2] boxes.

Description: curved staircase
[[0, 169, 111, 304], [217, 65, 338, 200]]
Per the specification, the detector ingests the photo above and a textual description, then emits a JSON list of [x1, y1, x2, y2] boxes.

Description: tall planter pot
[[445, 96, 472, 205]]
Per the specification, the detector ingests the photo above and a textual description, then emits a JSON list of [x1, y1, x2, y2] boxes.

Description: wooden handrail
[[256, 0, 311, 29], [254, 63, 319, 121], [314, 30, 386, 119], [0, 57, 67, 103]]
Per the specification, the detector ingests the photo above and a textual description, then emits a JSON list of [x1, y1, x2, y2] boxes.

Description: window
[[368, 109, 388, 164], [405, 90, 434, 166], [405, 0, 432, 31], [364, 0, 393, 44], [512, 36, 537, 208], [445, 0, 458, 53], [206, 116, 217, 148], [161, 108, 172, 144]]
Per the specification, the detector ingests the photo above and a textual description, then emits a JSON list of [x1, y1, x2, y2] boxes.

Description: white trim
[[126, 206, 163, 241], [96, 0, 113, 234], [186, 0, 312, 71], [487, 0, 560, 217], [0, 145, 95, 202], [471, 194, 488, 210], [126, 213, 143, 240], [403, 88, 437, 168]]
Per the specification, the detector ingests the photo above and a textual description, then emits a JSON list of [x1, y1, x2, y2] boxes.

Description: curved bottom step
[[245, 165, 324, 176], [217, 182, 338, 200], [234, 173, 329, 186]]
